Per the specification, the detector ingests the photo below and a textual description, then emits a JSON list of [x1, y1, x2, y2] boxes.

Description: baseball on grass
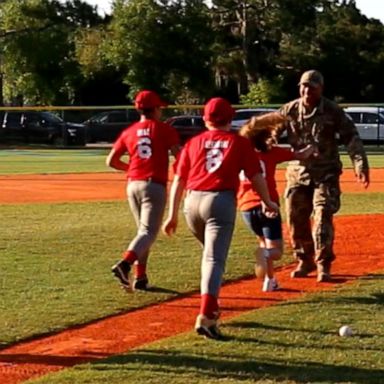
[[339, 325, 353, 337]]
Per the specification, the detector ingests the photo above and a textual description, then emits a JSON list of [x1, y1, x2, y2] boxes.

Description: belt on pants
[[128, 178, 166, 186]]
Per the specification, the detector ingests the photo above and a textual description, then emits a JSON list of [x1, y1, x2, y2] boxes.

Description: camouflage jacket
[[278, 97, 369, 186]]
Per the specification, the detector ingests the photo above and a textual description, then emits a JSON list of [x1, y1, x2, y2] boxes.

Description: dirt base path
[[1, 214, 384, 384], [1, 168, 383, 204]]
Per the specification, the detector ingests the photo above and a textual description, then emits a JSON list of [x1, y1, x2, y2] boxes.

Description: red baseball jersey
[[175, 130, 261, 191], [113, 119, 180, 184], [237, 145, 295, 210]]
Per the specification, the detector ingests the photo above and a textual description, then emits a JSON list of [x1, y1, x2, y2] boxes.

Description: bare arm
[[162, 175, 186, 236], [250, 173, 279, 212], [106, 148, 128, 172]]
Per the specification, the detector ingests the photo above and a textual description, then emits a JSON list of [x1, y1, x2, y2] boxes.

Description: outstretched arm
[[250, 173, 279, 213]]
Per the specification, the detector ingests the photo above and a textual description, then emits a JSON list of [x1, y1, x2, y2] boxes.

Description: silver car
[[231, 108, 277, 131], [344, 106, 384, 142]]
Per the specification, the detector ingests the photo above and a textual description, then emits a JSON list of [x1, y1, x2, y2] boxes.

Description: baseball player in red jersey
[[106, 90, 180, 291], [162, 98, 279, 339], [237, 112, 315, 292]]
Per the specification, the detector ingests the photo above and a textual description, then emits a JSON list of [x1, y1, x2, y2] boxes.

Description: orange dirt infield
[[0, 168, 383, 204], [0, 170, 383, 383]]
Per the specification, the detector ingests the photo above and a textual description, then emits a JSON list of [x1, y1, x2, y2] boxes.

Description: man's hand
[[295, 144, 318, 160], [356, 169, 369, 189]]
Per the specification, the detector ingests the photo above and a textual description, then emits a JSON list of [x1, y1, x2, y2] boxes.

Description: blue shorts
[[241, 205, 282, 240]]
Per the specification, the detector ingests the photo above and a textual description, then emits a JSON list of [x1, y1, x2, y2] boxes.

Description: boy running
[[162, 98, 278, 339], [107, 90, 180, 291]]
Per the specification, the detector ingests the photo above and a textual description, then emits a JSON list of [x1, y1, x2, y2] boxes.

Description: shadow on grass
[[92, 349, 384, 383], [331, 293, 384, 306], [360, 274, 384, 280], [224, 321, 376, 339], [144, 286, 182, 294], [0, 353, 97, 367]]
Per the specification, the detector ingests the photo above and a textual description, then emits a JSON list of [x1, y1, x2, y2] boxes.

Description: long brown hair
[[239, 112, 287, 152]]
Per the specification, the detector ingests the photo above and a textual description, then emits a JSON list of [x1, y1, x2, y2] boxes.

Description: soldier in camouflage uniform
[[277, 70, 369, 282]]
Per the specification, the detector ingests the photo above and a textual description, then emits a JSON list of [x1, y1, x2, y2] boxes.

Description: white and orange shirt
[[237, 145, 295, 211]]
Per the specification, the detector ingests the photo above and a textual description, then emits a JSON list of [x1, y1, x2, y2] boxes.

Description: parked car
[[231, 108, 278, 130], [165, 115, 206, 144], [83, 109, 140, 143], [344, 106, 384, 142], [0, 110, 86, 146]]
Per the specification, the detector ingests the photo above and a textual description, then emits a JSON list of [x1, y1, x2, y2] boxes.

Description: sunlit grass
[[0, 201, 256, 345], [29, 274, 384, 384], [0, 148, 383, 175], [0, 148, 110, 174], [1, 148, 383, 384], [1, 193, 383, 346]]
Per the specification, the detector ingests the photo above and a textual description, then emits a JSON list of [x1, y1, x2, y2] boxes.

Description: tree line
[[0, 0, 383, 106]]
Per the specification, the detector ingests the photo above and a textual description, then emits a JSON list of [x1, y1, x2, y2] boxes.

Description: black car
[[83, 110, 140, 143], [165, 115, 206, 144], [0, 110, 86, 146]]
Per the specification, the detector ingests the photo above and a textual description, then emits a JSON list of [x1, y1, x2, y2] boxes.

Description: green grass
[[0, 202, 257, 346], [0, 149, 383, 384], [0, 148, 111, 174], [29, 274, 384, 384], [338, 192, 384, 214], [360, 152, 384, 168], [1, 194, 383, 347], [0, 148, 383, 175]]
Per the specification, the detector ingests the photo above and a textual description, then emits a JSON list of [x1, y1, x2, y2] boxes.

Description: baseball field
[[1, 148, 384, 384]]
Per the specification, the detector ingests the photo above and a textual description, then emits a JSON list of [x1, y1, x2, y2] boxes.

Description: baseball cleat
[[111, 260, 132, 292], [133, 276, 149, 291], [195, 314, 222, 340]]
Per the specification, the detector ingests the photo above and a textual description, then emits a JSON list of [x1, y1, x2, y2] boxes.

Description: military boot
[[290, 259, 317, 278], [317, 261, 332, 282]]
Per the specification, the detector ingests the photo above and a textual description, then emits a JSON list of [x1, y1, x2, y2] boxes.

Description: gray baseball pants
[[126, 180, 166, 264], [183, 190, 236, 297]]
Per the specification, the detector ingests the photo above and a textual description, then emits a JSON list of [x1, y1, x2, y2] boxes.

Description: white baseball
[[339, 325, 353, 337]]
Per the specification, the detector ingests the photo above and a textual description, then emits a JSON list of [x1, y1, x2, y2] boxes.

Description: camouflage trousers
[[284, 179, 341, 265]]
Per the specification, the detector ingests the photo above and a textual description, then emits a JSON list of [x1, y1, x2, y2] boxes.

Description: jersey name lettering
[[137, 128, 150, 136], [204, 140, 229, 149]]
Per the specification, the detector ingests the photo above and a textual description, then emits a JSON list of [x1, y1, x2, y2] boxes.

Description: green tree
[[0, 0, 103, 105], [277, 0, 384, 102], [103, 0, 215, 103], [210, 0, 318, 101], [240, 76, 286, 105]]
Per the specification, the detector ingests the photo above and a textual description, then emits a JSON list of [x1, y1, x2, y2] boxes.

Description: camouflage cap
[[298, 70, 324, 87]]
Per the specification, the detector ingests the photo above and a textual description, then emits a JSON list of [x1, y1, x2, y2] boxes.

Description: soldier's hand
[[295, 144, 318, 160], [356, 169, 369, 189]]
